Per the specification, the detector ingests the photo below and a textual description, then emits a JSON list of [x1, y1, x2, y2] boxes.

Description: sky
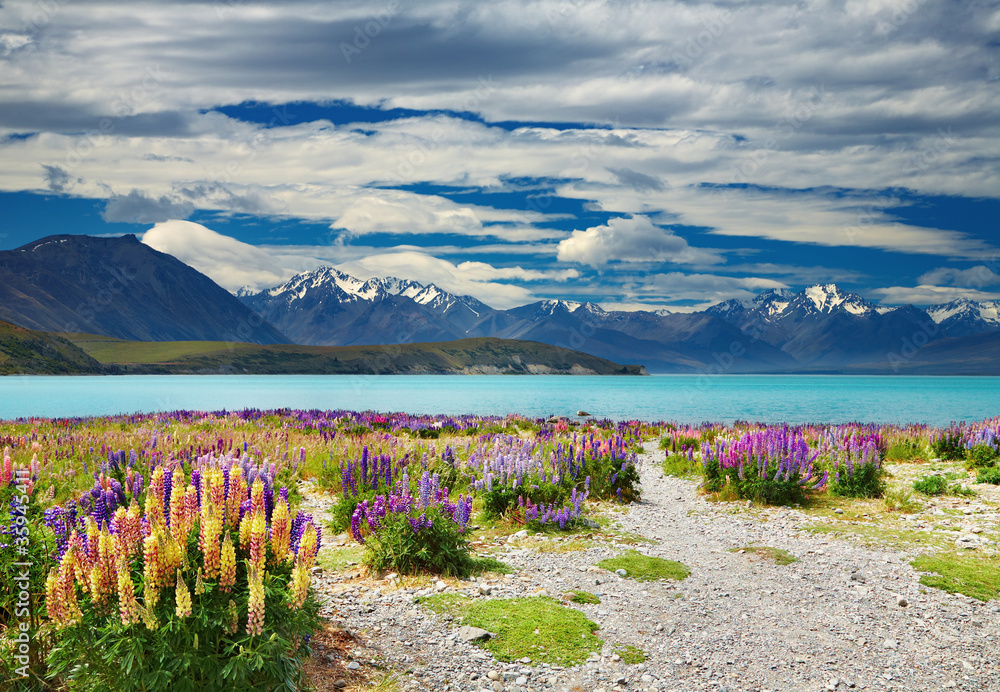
[[1, 0, 998, 312]]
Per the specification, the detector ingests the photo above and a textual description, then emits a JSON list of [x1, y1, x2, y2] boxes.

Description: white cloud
[[870, 285, 1000, 306], [918, 265, 1000, 289], [556, 215, 723, 267], [141, 220, 322, 291]]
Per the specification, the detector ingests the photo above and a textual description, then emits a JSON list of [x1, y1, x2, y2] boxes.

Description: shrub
[[882, 487, 921, 513], [700, 428, 826, 505], [976, 466, 1000, 485], [930, 429, 965, 461], [350, 471, 474, 577], [968, 444, 999, 469], [43, 464, 322, 692], [662, 451, 700, 478], [829, 433, 886, 498], [913, 474, 947, 495]]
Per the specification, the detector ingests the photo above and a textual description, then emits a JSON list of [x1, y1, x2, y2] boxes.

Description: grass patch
[[802, 522, 947, 551], [469, 555, 514, 575], [415, 594, 602, 666], [597, 550, 690, 582], [613, 644, 647, 665], [911, 553, 1000, 602], [316, 546, 367, 572], [882, 487, 922, 513], [662, 453, 701, 478], [730, 545, 798, 565], [567, 589, 600, 604]]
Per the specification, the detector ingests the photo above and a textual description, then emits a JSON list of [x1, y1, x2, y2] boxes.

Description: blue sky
[[1, 1, 998, 310]]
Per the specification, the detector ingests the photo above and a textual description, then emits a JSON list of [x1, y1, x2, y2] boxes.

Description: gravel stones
[[298, 447, 1000, 692]]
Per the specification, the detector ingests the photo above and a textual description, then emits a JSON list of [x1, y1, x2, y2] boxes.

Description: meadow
[[1, 408, 998, 690]]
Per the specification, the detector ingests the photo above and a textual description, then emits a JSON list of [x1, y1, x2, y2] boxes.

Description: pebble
[[294, 445, 1000, 692]]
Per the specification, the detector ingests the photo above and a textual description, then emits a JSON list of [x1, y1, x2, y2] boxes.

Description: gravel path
[[304, 443, 1000, 692]]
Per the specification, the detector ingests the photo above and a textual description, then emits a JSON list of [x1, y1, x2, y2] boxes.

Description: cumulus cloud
[[918, 265, 1000, 289], [557, 215, 723, 268], [141, 220, 322, 291], [870, 284, 1000, 306]]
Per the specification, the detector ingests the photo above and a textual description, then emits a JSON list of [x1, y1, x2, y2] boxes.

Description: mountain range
[[1, 234, 998, 374], [239, 268, 1000, 373]]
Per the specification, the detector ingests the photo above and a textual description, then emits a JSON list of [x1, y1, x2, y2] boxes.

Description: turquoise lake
[[0, 375, 996, 426]]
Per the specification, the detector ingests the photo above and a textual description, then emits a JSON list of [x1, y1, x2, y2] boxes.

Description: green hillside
[[0, 320, 104, 374], [62, 335, 647, 375]]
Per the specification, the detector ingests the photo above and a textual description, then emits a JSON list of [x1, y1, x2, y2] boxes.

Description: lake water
[[0, 374, 996, 426]]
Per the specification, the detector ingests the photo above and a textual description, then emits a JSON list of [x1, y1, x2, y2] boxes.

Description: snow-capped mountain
[[237, 267, 495, 346], [925, 297, 1000, 338]]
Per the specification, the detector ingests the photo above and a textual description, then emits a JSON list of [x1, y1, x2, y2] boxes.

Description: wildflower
[[288, 557, 310, 609], [249, 510, 267, 572], [250, 478, 265, 518], [175, 569, 192, 619], [169, 468, 186, 538], [246, 563, 265, 636], [295, 521, 319, 568], [219, 531, 236, 592], [117, 556, 140, 626], [270, 496, 291, 564], [146, 466, 167, 528], [143, 531, 163, 589], [194, 567, 205, 596], [226, 598, 239, 634]]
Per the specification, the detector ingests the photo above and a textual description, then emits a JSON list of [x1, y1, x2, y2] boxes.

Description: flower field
[[1, 408, 999, 689]]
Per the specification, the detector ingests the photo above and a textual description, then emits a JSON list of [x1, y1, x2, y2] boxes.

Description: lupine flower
[[246, 564, 265, 636], [219, 531, 236, 591], [270, 497, 291, 564], [116, 555, 140, 626], [226, 598, 239, 634], [169, 468, 186, 537], [288, 557, 310, 610], [174, 569, 192, 619], [249, 510, 267, 572], [194, 567, 205, 596], [146, 467, 167, 529], [143, 531, 163, 589]]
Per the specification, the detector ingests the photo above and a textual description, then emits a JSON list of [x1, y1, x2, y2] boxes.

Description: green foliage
[[885, 439, 928, 462], [613, 644, 647, 664], [597, 550, 690, 582], [968, 444, 999, 469], [362, 504, 473, 577], [930, 432, 965, 461], [975, 466, 1000, 485], [913, 474, 948, 495], [46, 563, 321, 692], [417, 595, 602, 666], [830, 461, 886, 499], [662, 453, 700, 478], [468, 556, 514, 575], [567, 590, 600, 604], [911, 554, 1000, 602]]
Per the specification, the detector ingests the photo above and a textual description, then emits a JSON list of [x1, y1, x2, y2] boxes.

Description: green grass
[[415, 595, 602, 665], [597, 550, 690, 582], [613, 644, 647, 664], [567, 589, 600, 604], [469, 555, 514, 575], [316, 546, 367, 572], [662, 453, 701, 478], [729, 545, 799, 565], [911, 553, 1000, 602], [882, 487, 923, 513]]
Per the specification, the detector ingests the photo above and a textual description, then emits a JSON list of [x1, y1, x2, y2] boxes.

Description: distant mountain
[[241, 268, 796, 372], [65, 334, 646, 376], [926, 298, 1000, 338], [0, 235, 288, 344], [0, 318, 102, 375], [237, 267, 488, 346]]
